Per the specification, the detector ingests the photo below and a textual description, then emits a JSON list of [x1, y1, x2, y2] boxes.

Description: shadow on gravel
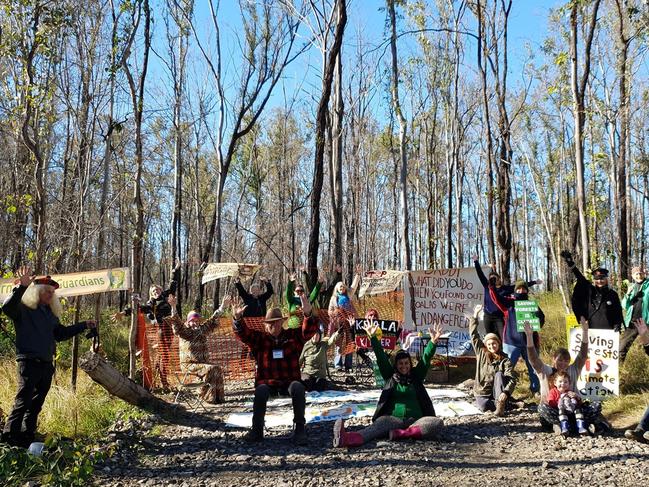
[[99, 448, 649, 481]]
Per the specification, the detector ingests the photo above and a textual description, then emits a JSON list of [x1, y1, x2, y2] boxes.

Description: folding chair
[[173, 370, 209, 413]]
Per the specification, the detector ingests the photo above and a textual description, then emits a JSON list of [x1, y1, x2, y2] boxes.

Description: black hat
[[34, 275, 59, 289], [592, 268, 609, 278]]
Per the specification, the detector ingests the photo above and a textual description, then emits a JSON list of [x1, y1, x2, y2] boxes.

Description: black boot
[[1, 431, 30, 448], [293, 422, 307, 446], [243, 422, 264, 443]]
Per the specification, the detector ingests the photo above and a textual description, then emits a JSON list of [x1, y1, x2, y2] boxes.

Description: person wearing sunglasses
[[560, 251, 623, 331]]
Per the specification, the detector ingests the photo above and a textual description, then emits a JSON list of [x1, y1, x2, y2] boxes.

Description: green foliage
[[0, 435, 110, 486]]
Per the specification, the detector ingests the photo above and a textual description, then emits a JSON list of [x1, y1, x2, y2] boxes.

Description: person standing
[[620, 266, 649, 362], [560, 251, 623, 331], [234, 276, 274, 318], [0, 267, 96, 448]]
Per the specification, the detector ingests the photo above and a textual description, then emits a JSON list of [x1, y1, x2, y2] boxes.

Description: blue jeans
[[639, 405, 649, 431], [502, 343, 539, 393], [334, 347, 353, 370]]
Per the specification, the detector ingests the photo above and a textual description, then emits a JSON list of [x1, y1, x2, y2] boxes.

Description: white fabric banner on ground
[[0, 267, 130, 299], [568, 328, 620, 401], [227, 388, 482, 427], [201, 263, 260, 284], [358, 270, 406, 298], [402, 268, 488, 356]]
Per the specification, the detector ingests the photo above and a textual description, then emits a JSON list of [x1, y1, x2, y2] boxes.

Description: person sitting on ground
[[547, 371, 588, 437], [620, 266, 649, 362], [299, 324, 339, 391], [624, 318, 649, 443], [232, 294, 318, 445], [473, 256, 541, 340], [332, 320, 445, 447], [560, 250, 623, 331], [234, 275, 274, 318], [489, 280, 544, 394], [328, 281, 357, 372], [286, 268, 323, 329], [165, 294, 229, 404], [523, 320, 608, 433], [469, 305, 518, 415]]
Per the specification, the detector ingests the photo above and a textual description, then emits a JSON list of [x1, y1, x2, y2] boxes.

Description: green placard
[[515, 300, 541, 331]]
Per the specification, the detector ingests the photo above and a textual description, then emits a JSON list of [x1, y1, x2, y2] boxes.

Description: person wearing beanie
[[332, 320, 444, 448], [469, 305, 517, 415], [165, 294, 229, 403], [620, 266, 649, 362], [489, 278, 545, 394], [0, 267, 96, 448], [232, 294, 318, 445], [472, 256, 541, 340], [559, 250, 623, 331]]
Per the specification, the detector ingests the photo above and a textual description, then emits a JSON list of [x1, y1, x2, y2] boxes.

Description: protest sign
[[357, 270, 405, 298], [514, 300, 541, 331], [201, 263, 260, 284], [353, 318, 399, 350], [568, 328, 619, 401], [403, 267, 487, 356], [0, 267, 130, 300]]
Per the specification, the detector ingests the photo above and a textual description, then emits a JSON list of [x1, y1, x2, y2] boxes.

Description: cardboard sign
[[515, 300, 541, 331], [357, 270, 405, 298], [201, 263, 260, 284], [353, 318, 399, 350], [568, 328, 619, 401], [403, 268, 486, 356], [0, 267, 131, 299]]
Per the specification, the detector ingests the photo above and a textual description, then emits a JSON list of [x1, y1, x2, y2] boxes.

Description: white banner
[[0, 267, 131, 299], [357, 270, 405, 298], [402, 268, 487, 356], [201, 263, 260, 285], [568, 328, 619, 402]]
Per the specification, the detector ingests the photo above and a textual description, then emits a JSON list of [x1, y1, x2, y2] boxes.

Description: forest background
[[2, 1, 649, 483]]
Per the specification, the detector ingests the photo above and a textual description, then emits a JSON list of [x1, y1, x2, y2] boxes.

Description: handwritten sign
[[515, 300, 541, 331], [568, 328, 619, 401], [358, 270, 405, 298], [201, 263, 260, 284], [403, 268, 486, 356], [353, 318, 400, 350]]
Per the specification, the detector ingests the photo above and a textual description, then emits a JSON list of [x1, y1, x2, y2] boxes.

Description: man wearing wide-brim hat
[[232, 293, 318, 445], [0, 266, 96, 448], [560, 251, 623, 331]]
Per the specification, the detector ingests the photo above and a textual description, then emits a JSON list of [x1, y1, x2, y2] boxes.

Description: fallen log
[[80, 351, 175, 415]]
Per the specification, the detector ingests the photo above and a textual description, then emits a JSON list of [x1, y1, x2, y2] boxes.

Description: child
[[547, 371, 588, 437]]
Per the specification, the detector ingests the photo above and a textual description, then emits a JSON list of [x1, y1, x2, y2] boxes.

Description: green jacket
[[371, 335, 436, 420], [469, 316, 516, 398], [622, 279, 649, 328], [286, 278, 322, 329], [299, 330, 339, 378]]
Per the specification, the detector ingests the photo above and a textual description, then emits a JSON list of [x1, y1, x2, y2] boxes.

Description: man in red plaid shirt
[[233, 293, 318, 444]]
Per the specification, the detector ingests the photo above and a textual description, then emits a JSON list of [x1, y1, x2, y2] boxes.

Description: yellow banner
[[0, 267, 131, 299]]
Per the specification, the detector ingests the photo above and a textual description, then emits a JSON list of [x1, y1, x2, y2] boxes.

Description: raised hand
[[473, 304, 483, 318], [536, 279, 543, 285], [472, 254, 479, 262], [289, 273, 297, 282], [173, 259, 181, 272], [635, 318, 648, 336], [523, 321, 533, 336], [299, 293, 312, 317], [220, 294, 232, 310], [167, 294, 177, 309], [427, 323, 444, 343], [363, 318, 379, 337], [231, 297, 247, 320], [110, 311, 125, 323], [15, 266, 34, 287], [580, 317, 589, 332]]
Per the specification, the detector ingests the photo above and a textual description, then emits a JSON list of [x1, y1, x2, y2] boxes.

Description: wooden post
[[71, 296, 82, 389]]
